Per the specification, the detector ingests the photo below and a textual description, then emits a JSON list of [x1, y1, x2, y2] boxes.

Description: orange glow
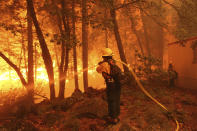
[[0, 50, 106, 97], [36, 67, 49, 82], [0, 70, 25, 81], [0, 67, 50, 91]]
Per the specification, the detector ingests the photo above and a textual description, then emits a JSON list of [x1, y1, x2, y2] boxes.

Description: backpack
[[107, 60, 127, 85], [169, 70, 178, 79]]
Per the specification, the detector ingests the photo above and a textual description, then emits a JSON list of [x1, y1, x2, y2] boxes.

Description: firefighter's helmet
[[102, 48, 114, 56]]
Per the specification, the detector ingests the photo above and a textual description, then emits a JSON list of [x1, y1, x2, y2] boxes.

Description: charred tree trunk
[[57, 11, 66, 99], [82, 0, 88, 92], [58, 34, 66, 99], [58, 0, 71, 99], [27, 0, 55, 100], [51, 0, 66, 99], [27, 6, 34, 102], [58, 49, 66, 99], [60, 20, 70, 99], [59, 46, 69, 98], [110, 6, 129, 72], [73, 45, 79, 91], [72, 0, 80, 92]]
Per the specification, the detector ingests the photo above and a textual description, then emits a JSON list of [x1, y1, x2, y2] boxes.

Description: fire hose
[[115, 60, 179, 131]]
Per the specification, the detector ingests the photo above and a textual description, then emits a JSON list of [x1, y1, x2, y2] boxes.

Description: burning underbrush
[[0, 82, 197, 131]]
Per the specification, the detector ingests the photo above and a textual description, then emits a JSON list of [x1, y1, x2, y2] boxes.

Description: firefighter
[[96, 48, 122, 124], [168, 64, 178, 88]]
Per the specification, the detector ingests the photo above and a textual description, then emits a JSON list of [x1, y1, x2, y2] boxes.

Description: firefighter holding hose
[[96, 48, 123, 124], [96, 48, 179, 130]]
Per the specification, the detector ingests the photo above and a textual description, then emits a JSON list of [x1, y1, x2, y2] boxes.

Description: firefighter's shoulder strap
[[107, 59, 123, 80]]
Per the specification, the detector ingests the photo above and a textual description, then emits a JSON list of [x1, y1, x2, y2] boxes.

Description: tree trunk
[[82, 0, 88, 92], [73, 46, 79, 91], [58, 0, 70, 99], [140, 11, 151, 56], [58, 36, 66, 99], [104, 9, 108, 48], [21, 28, 28, 76], [157, 25, 164, 66], [51, 0, 66, 99], [155, 1, 164, 66], [110, 7, 129, 72], [129, 15, 144, 56], [27, 0, 55, 100], [27, 6, 34, 103], [193, 47, 197, 64], [54, 43, 60, 68], [123, 0, 144, 56], [72, 0, 80, 92], [59, 47, 69, 98], [34, 42, 37, 82], [19, 43, 23, 69]]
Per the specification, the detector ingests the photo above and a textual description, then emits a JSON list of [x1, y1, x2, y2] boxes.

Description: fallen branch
[[115, 0, 144, 10], [34, 92, 49, 99], [168, 36, 197, 46]]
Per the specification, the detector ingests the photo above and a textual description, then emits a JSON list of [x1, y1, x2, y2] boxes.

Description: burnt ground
[[0, 80, 197, 131]]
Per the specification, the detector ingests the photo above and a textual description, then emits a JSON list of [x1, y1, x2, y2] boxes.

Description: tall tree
[[27, 0, 55, 100], [58, 0, 71, 99], [27, 2, 34, 102], [154, 0, 164, 65], [130, 15, 144, 56], [138, 1, 165, 65], [140, 11, 151, 56], [72, 0, 80, 92], [104, 9, 109, 48], [51, 0, 66, 99], [82, 0, 88, 92], [122, 1, 144, 56], [110, 0, 129, 72], [50, 0, 71, 99]]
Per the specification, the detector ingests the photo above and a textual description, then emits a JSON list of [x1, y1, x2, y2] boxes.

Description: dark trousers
[[169, 79, 175, 88], [106, 83, 121, 119]]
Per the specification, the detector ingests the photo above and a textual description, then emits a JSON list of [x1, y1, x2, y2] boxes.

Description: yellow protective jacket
[[96, 62, 110, 75]]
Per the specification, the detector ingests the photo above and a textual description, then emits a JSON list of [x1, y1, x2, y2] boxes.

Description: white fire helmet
[[102, 48, 114, 57]]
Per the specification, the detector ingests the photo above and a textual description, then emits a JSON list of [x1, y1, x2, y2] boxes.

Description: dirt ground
[[0, 79, 197, 131]]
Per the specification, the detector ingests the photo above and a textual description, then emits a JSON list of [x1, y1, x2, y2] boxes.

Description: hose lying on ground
[[115, 60, 179, 131]]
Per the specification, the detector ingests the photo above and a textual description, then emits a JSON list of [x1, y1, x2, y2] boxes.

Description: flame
[[0, 67, 49, 90], [36, 67, 49, 82], [0, 70, 25, 81], [0, 55, 104, 93]]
